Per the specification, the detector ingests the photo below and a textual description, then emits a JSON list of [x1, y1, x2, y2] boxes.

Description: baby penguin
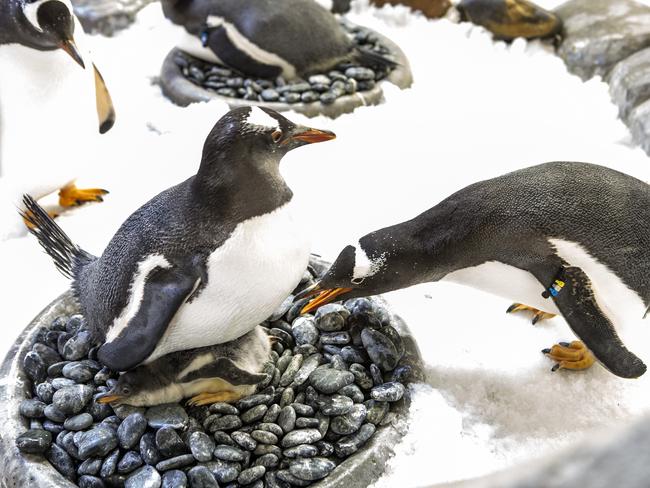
[[97, 327, 272, 407]]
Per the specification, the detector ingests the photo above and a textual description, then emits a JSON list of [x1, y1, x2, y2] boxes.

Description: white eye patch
[[352, 244, 386, 280], [245, 106, 280, 131]]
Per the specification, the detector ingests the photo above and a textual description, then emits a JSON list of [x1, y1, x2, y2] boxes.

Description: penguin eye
[[121, 385, 131, 396], [271, 129, 283, 143], [351, 277, 365, 285]]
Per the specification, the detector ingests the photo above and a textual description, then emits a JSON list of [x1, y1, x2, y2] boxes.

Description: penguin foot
[[58, 183, 109, 207], [506, 303, 556, 325], [542, 341, 596, 372], [187, 390, 243, 407]]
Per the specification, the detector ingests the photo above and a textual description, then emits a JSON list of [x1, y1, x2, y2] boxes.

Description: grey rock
[[19, 398, 46, 418], [254, 444, 282, 457], [33, 343, 62, 366], [51, 377, 76, 390], [188, 465, 219, 487], [24, 351, 47, 383], [277, 406, 297, 433], [46, 443, 77, 481], [231, 431, 257, 451], [202, 459, 241, 483], [62, 362, 94, 383], [340, 384, 366, 404], [64, 413, 93, 431], [52, 384, 93, 414], [318, 394, 354, 416], [286, 298, 309, 322], [36, 382, 55, 403], [146, 403, 189, 429], [125, 465, 162, 488], [296, 417, 320, 428], [556, 0, 650, 80], [155, 454, 196, 471], [237, 394, 272, 411], [100, 448, 120, 477], [334, 423, 376, 457], [331, 404, 367, 435], [214, 444, 247, 462], [162, 470, 188, 488], [209, 402, 239, 415], [238, 465, 266, 485], [77, 457, 102, 476], [283, 444, 319, 458], [349, 363, 374, 390], [340, 346, 368, 364], [113, 404, 146, 420], [16, 429, 52, 454], [43, 420, 65, 434], [361, 328, 401, 371], [189, 431, 215, 462], [316, 440, 334, 457], [365, 400, 390, 425], [309, 367, 354, 394], [292, 403, 314, 416], [251, 429, 278, 445], [290, 457, 337, 481], [292, 353, 322, 386], [280, 387, 295, 408], [78, 475, 104, 488], [369, 363, 384, 385], [269, 294, 294, 320], [320, 91, 338, 105], [390, 364, 413, 383], [309, 74, 331, 85], [276, 469, 312, 487], [320, 331, 351, 346], [93, 366, 111, 385], [118, 451, 144, 474], [301, 91, 319, 103], [280, 354, 304, 386], [292, 317, 319, 346], [371, 382, 405, 402], [345, 67, 375, 80], [255, 453, 280, 468], [263, 403, 282, 423], [156, 426, 187, 457], [77, 426, 118, 459], [117, 412, 148, 449], [47, 361, 70, 377], [212, 430, 235, 446], [62, 330, 92, 361], [281, 428, 322, 448], [241, 404, 268, 424], [140, 432, 162, 465]]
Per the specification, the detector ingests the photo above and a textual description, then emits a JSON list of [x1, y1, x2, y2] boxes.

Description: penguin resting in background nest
[[0, 0, 116, 239], [299, 162, 650, 379], [97, 327, 272, 407], [22, 106, 335, 374], [161, 0, 396, 80]]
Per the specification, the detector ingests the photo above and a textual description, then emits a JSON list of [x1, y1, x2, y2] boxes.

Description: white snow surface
[[2, 0, 650, 486]]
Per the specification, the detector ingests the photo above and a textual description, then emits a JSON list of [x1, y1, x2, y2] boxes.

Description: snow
[[2, 0, 650, 485]]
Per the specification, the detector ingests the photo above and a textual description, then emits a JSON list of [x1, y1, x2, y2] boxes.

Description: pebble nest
[[174, 22, 396, 106], [15, 259, 415, 488]]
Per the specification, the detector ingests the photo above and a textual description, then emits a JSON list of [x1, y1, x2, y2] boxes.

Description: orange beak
[[284, 127, 336, 145], [95, 393, 122, 404], [301, 287, 353, 314]]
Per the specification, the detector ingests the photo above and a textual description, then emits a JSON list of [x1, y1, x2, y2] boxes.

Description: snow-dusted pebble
[[283, 444, 319, 458], [331, 404, 367, 435], [370, 382, 405, 402], [118, 451, 144, 474], [296, 417, 320, 429], [162, 470, 187, 488], [188, 465, 219, 487], [146, 404, 189, 430], [317, 394, 353, 416], [280, 387, 295, 408], [113, 404, 146, 420], [62, 362, 94, 383], [36, 382, 55, 403], [309, 367, 354, 394], [52, 384, 94, 415], [369, 363, 384, 385], [77, 426, 118, 459], [24, 351, 47, 383], [241, 404, 268, 424], [189, 432, 214, 462], [237, 394, 272, 411], [63, 413, 93, 431], [140, 432, 161, 465], [281, 428, 322, 448], [364, 400, 389, 425], [362, 328, 401, 372], [317, 440, 334, 457], [61, 330, 92, 361], [117, 412, 148, 449], [315, 305, 348, 332], [16, 429, 52, 454], [155, 454, 196, 472], [231, 431, 257, 451], [125, 465, 162, 488], [292, 317, 319, 346], [290, 457, 337, 481], [251, 429, 278, 445], [334, 423, 376, 457], [51, 378, 76, 390], [238, 465, 266, 485], [214, 445, 247, 462], [263, 403, 282, 423], [391, 364, 413, 383], [203, 459, 241, 483], [209, 402, 239, 415], [155, 426, 187, 457], [320, 332, 351, 346]]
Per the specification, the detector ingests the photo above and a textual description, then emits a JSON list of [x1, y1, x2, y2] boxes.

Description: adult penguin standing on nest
[[161, 0, 395, 80]]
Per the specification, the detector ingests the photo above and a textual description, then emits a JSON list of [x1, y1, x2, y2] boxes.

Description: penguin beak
[[285, 127, 336, 146], [59, 38, 86, 69], [300, 284, 353, 314], [95, 392, 123, 404]]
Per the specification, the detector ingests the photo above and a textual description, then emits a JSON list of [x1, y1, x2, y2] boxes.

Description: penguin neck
[[193, 153, 293, 220]]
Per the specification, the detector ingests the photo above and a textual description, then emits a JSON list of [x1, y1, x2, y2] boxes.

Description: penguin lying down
[[300, 162, 650, 378], [96, 327, 272, 407]]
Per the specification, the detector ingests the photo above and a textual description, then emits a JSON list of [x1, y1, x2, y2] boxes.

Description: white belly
[[442, 238, 646, 327], [146, 200, 310, 362]]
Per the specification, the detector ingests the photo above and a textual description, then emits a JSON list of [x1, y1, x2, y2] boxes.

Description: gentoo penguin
[[0, 0, 115, 239], [299, 162, 650, 379], [96, 326, 272, 407], [23, 106, 335, 372], [161, 0, 395, 80]]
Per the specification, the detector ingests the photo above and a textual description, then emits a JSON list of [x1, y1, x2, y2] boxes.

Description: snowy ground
[[2, 1, 650, 486]]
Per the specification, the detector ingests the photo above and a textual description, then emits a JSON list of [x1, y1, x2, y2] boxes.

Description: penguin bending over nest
[[299, 162, 650, 379], [161, 0, 396, 80], [23, 106, 335, 374], [0, 0, 116, 239], [97, 326, 272, 407]]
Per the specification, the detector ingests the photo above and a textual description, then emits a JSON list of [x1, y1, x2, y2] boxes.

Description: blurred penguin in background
[[0, 0, 116, 240]]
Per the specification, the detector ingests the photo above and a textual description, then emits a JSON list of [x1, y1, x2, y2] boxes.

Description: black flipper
[[98, 263, 203, 372], [201, 25, 283, 79], [354, 47, 398, 70], [539, 266, 646, 378], [179, 357, 267, 385], [20, 195, 95, 279]]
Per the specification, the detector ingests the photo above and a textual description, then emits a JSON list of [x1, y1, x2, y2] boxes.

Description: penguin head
[[96, 367, 176, 407], [196, 107, 335, 190], [299, 240, 400, 314], [20, 0, 85, 67]]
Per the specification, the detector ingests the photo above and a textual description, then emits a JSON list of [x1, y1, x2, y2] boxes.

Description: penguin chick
[[162, 0, 396, 80], [300, 162, 650, 379], [96, 326, 272, 407], [23, 106, 335, 372]]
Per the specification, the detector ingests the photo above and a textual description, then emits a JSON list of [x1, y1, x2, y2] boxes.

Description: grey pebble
[[209, 402, 239, 415], [77, 457, 102, 476], [295, 417, 319, 428], [188, 465, 219, 488], [281, 428, 322, 448], [371, 382, 405, 402], [118, 451, 144, 474], [47, 361, 70, 377], [256, 422, 283, 437], [283, 444, 318, 458], [113, 404, 146, 420], [202, 459, 241, 483], [369, 363, 384, 385], [16, 429, 52, 454], [156, 426, 187, 457], [289, 457, 337, 481], [189, 431, 215, 462], [62, 330, 92, 361], [33, 343, 62, 366], [241, 404, 268, 424], [237, 394, 272, 411], [231, 431, 257, 451], [146, 403, 189, 429], [62, 362, 94, 383], [214, 444, 247, 462], [280, 387, 295, 408], [43, 420, 65, 434], [46, 443, 77, 481], [125, 465, 162, 488], [238, 465, 266, 485], [140, 432, 162, 465], [339, 384, 364, 403], [362, 328, 401, 372], [280, 354, 304, 386], [341, 347, 368, 364], [300, 91, 319, 103], [78, 475, 104, 488], [155, 454, 196, 472], [309, 367, 354, 394], [263, 403, 281, 423], [345, 66, 375, 80], [64, 413, 93, 431], [292, 353, 322, 387], [77, 425, 118, 459], [292, 403, 314, 416], [117, 412, 148, 449], [317, 441, 334, 457], [51, 378, 76, 390], [162, 470, 187, 488], [277, 406, 296, 433], [213, 431, 236, 447], [255, 453, 279, 469], [331, 404, 366, 435], [100, 448, 120, 477], [320, 92, 338, 105], [292, 317, 319, 346], [52, 384, 94, 414], [350, 363, 374, 390], [36, 382, 55, 403], [19, 398, 46, 418], [254, 444, 282, 458], [276, 469, 311, 487], [317, 394, 353, 416], [335, 423, 376, 457]]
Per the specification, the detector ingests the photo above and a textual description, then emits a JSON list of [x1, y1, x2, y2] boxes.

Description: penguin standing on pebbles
[[161, 0, 395, 80], [23, 106, 335, 374], [0, 0, 116, 239], [300, 162, 650, 379], [97, 327, 272, 407]]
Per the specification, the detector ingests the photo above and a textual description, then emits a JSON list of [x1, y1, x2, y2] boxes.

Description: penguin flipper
[[180, 357, 267, 386], [97, 265, 201, 371], [201, 25, 283, 79], [545, 266, 646, 379]]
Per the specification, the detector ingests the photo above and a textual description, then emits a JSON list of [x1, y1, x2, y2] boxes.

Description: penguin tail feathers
[[20, 195, 94, 279], [355, 47, 399, 70]]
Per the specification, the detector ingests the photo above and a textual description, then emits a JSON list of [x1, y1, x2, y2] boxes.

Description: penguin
[[0, 0, 116, 239], [299, 162, 650, 379], [96, 326, 272, 407], [161, 0, 395, 80], [23, 106, 335, 373]]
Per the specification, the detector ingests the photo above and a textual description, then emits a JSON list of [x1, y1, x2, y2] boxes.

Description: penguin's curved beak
[[298, 282, 352, 314], [95, 391, 123, 405], [59, 38, 85, 69], [284, 127, 336, 147]]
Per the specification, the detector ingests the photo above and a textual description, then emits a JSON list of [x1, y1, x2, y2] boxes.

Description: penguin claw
[[506, 303, 556, 324], [187, 390, 243, 407], [542, 340, 596, 372], [58, 183, 109, 208]]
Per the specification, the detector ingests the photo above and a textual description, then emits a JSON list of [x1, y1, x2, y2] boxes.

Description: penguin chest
[[149, 202, 310, 361]]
